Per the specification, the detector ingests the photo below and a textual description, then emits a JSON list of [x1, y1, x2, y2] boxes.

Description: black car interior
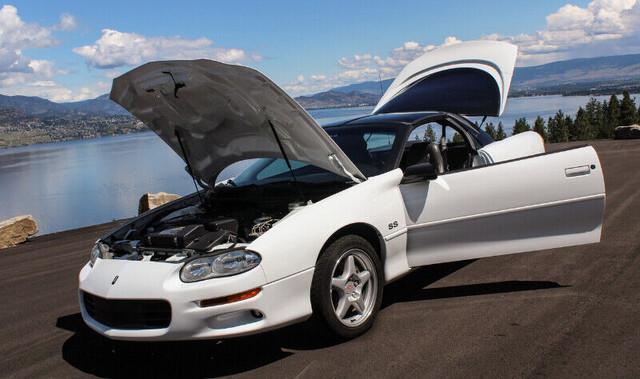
[[400, 119, 475, 174]]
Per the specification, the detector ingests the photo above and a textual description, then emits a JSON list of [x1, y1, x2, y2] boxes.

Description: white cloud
[[0, 5, 75, 93], [286, 0, 640, 96], [74, 29, 263, 69], [3, 80, 111, 102], [55, 13, 78, 31], [486, 0, 640, 65], [103, 70, 122, 79], [285, 37, 461, 96]]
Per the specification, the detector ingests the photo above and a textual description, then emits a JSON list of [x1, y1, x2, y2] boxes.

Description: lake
[[0, 93, 634, 235]]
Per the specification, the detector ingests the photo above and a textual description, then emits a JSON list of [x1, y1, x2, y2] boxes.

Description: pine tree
[[533, 115, 546, 141], [572, 107, 590, 141], [619, 91, 637, 125], [547, 110, 569, 143], [484, 122, 497, 140], [451, 132, 465, 143], [496, 122, 507, 140], [600, 99, 610, 138], [565, 115, 574, 140], [423, 125, 436, 142], [584, 97, 602, 140], [512, 117, 531, 135], [605, 94, 621, 137]]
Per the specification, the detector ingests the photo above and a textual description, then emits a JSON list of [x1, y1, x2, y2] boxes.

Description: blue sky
[[2, 0, 638, 102]]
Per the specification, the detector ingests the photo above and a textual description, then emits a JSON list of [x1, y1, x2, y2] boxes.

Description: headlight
[[180, 250, 261, 282], [89, 241, 109, 267]]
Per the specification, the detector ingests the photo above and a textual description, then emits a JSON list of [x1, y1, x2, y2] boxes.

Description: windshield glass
[[230, 126, 397, 187]]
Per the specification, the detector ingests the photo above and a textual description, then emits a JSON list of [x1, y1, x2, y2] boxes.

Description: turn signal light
[[199, 287, 262, 307]]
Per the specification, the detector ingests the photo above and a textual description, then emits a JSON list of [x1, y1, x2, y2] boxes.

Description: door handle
[[565, 165, 591, 177]]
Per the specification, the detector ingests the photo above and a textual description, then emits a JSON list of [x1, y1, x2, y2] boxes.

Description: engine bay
[[98, 181, 350, 263]]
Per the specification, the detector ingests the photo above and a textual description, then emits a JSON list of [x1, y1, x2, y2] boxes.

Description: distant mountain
[[296, 53, 640, 109], [61, 94, 130, 116], [2, 52, 640, 116], [295, 91, 380, 110], [0, 94, 69, 116], [510, 53, 640, 96], [330, 79, 393, 95], [0, 93, 130, 117]]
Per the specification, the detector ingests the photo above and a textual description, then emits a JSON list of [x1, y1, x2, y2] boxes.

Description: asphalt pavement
[[1, 139, 639, 378]]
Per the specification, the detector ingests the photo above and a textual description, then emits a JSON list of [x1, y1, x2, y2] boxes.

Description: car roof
[[322, 111, 443, 128]]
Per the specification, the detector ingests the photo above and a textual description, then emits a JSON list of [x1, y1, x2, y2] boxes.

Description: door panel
[[400, 146, 605, 267]]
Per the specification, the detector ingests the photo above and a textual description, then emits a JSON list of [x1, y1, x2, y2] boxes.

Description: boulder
[[138, 192, 181, 214], [614, 124, 640, 139], [0, 215, 38, 249]]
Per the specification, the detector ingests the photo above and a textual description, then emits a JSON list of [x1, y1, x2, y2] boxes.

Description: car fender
[[248, 168, 410, 284]]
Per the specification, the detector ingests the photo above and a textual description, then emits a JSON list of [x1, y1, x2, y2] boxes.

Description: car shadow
[[381, 260, 568, 307], [57, 261, 566, 377]]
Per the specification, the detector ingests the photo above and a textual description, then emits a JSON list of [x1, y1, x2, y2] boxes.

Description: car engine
[[96, 181, 350, 262]]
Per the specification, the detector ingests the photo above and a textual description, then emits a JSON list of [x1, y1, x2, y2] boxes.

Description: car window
[[256, 159, 308, 181], [329, 130, 396, 177], [401, 120, 474, 172], [408, 122, 464, 144], [227, 127, 398, 186]]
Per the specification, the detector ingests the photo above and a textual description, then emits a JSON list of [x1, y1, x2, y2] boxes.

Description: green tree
[[547, 110, 569, 143], [571, 107, 590, 141], [496, 122, 507, 140], [605, 94, 621, 137], [584, 97, 602, 140], [619, 91, 637, 125], [512, 117, 531, 135], [565, 115, 574, 139], [451, 132, 465, 143], [423, 125, 436, 142], [484, 122, 497, 140], [533, 115, 546, 141]]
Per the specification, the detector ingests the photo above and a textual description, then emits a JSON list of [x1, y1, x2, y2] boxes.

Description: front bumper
[[78, 259, 314, 341]]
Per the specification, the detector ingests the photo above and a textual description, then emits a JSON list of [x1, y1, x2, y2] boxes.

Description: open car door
[[373, 41, 517, 116], [399, 146, 606, 266]]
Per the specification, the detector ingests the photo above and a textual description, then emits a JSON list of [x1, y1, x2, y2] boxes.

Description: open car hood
[[373, 41, 518, 117], [110, 60, 366, 186]]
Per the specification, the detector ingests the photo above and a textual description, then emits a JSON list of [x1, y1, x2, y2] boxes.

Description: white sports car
[[79, 41, 605, 340]]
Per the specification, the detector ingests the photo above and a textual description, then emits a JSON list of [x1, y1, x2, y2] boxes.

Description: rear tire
[[311, 235, 383, 338]]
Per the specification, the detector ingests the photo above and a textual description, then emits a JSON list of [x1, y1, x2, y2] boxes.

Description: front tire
[[311, 235, 383, 338]]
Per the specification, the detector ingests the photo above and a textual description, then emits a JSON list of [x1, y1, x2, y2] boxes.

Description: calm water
[[0, 94, 634, 234]]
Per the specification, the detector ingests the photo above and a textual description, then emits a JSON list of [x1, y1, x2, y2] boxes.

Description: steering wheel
[[426, 142, 445, 174]]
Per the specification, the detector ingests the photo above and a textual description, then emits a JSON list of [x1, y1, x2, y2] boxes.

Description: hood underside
[[110, 60, 365, 186]]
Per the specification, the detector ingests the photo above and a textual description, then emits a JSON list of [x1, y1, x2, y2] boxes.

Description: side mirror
[[401, 163, 438, 184]]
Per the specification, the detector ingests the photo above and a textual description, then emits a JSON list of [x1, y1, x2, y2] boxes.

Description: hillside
[[295, 91, 380, 110], [62, 94, 130, 116], [1, 52, 639, 127], [296, 53, 640, 109]]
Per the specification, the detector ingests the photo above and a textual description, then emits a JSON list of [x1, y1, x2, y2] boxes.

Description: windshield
[[230, 126, 397, 187]]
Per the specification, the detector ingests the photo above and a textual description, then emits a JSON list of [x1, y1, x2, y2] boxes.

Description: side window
[[401, 121, 476, 173], [408, 122, 441, 143]]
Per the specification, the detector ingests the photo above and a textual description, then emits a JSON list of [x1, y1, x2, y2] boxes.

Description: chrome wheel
[[330, 248, 377, 327]]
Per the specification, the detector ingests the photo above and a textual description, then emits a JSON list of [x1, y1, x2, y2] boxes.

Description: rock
[[614, 124, 640, 139], [138, 192, 181, 214], [0, 215, 38, 249]]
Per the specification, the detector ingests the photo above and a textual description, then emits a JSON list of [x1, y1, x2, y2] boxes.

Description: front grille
[[82, 291, 171, 329]]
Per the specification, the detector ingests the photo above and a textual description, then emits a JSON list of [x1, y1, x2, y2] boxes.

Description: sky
[[1, 0, 640, 102]]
